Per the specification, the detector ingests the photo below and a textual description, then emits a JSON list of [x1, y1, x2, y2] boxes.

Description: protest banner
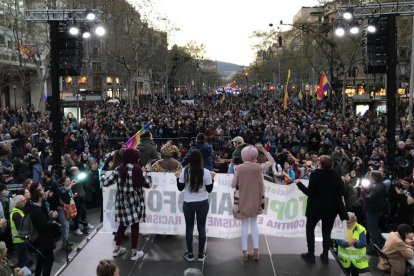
[[102, 172, 346, 239]]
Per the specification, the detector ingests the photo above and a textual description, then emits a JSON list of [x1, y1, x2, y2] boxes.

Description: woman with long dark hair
[[101, 148, 149, 261], [176, 149, 214, 262]]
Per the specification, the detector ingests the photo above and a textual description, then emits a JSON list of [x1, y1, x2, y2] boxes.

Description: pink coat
[[231, 151, 274, 219]]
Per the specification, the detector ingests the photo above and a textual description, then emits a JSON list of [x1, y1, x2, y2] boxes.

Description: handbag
[[233, 186, 240, 214], [64, 198, 77, 220]]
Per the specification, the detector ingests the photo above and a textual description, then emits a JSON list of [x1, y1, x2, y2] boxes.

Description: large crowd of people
[[0, 92, 412, 274]]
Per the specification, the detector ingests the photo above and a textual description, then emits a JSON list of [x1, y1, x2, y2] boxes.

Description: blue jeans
[[366, 210, 384, 246], [57, 207, 69, 245], [14, 242, 32, 268], [183, 199, 209, 254]]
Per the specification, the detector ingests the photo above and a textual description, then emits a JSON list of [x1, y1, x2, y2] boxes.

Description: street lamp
[[12, 85, 16, 110], [335, 24, 345, 37], [349, 21, 360, 34]]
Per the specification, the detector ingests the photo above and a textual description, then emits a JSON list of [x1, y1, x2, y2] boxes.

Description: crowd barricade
[[153, 137, 190, 148], [106, 137, 127, 149], [0, 132, 39, 146], [106, 137, 191, 150], [191, 136, 232, 151], [105, 136, 230, 151], [7, 183, 23, 193]]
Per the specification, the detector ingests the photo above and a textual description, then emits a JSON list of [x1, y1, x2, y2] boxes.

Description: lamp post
[[12, 85, 16, 110], [26, 9, 105, 178]]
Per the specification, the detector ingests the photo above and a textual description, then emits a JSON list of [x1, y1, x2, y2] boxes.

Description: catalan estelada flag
[[125, 119, 153, 149], [317, 71, 331, 101], [282, 69, 291, 111]]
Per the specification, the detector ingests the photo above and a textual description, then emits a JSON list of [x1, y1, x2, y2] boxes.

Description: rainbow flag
[[282, 69, 291, 111], [125, 119, 153, 149], [317, 71, 331, 101]]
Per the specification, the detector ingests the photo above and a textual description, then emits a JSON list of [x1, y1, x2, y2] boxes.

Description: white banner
[[102, 173, 346, 239]]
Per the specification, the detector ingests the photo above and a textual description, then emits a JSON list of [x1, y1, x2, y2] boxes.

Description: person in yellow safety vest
[[336, 212, 370, 276], [10, 195, 31, 269]]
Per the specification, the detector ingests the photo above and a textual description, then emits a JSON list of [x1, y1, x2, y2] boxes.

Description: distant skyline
[[145, 0, 319, 66]]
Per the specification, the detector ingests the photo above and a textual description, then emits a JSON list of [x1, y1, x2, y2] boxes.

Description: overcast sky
[[144, 0, 319, 66]]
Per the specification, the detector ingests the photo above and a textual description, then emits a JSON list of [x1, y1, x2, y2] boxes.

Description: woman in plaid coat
[[101, 148, 148, 261]]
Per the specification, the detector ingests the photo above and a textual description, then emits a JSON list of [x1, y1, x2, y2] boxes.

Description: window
[[92, 46, 98, 58], [92, 62, 101, 72]]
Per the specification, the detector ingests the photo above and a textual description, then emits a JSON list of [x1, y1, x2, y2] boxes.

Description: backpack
[[18, 212, 39, 242]]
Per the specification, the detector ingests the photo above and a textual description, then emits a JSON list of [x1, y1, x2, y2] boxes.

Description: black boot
[[301, 252, 315, 264], [320, 252, 329, 264]]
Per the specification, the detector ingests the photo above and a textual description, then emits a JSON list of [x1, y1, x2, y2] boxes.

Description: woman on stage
[[101, 148, 150, 261], [231, 145, 274, 261]]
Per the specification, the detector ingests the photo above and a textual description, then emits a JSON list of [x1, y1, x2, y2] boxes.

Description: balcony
[[0, 46, 37, 69]]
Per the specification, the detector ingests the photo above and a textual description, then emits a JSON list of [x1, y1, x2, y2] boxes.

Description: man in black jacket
[[296, 155, 348, 264], [25, 183, 58, 276], [363, 170, 387, 249]]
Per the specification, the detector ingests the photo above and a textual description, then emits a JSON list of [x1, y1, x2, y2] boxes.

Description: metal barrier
[[7, 183, 23, 193], [106, 137, 127, 149], [106, 137, 191, 150], [0, 132, 39, 146], [153, 137, 190, 148], [191, 136, 232, 151]]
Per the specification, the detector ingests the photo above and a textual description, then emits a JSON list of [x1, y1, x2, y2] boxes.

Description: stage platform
[[58, 231, 347, 276]]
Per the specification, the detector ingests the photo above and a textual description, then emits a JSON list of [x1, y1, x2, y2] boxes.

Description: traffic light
[[362, 17, 388, 74], [58, 25, 83, 76]]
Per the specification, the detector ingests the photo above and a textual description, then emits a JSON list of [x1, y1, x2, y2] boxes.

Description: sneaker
[[113, 247, 127, 257], [73, 229, 83, 235], [86, 223, 94, 229], [320, 252, 329, 264], [131, 251, 144, 261], [300, 252, 315, 264], [198, 252, 207, 262], [183, 252, 194, 261]]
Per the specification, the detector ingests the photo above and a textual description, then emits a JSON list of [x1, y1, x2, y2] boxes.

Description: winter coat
[[182, 142, 215, 171], [378, 231, 414, 276], [101, 164, 146, 226], [137, 138, 160, 167]]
